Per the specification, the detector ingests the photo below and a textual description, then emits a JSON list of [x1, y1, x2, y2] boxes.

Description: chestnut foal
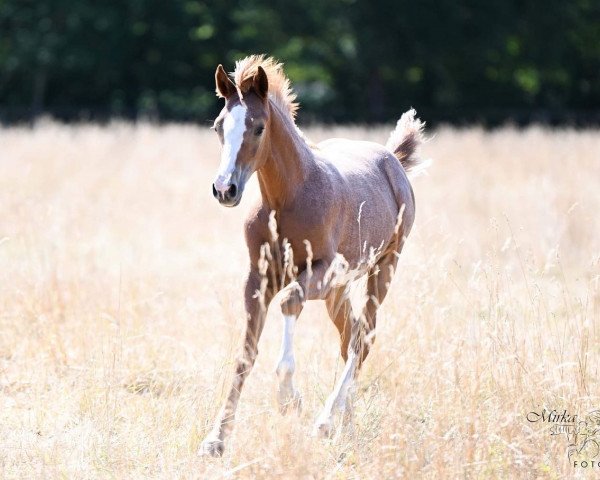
[[201, 56, 425, 456]]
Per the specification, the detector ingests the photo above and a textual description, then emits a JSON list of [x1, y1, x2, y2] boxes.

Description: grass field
[[0, 121, 599, 478]]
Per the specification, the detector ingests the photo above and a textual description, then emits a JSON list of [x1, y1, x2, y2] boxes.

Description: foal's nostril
[[228, 183, 238, 198], [213, 181, 239, 204]]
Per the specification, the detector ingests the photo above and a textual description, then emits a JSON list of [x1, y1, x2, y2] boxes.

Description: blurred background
[[0, 0, 598, 126], [1, 2, 599, 476]]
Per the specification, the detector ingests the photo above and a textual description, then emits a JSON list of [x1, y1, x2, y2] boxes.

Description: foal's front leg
[[200, 269, 272, 457], [275, 259, 333, 414], [276, 308, 302, 414]]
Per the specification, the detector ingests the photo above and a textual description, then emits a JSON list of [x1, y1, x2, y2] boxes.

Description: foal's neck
[[257, 102, 312, 211]]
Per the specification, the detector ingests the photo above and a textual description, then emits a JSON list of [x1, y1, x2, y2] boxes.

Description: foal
[[201, 56, 425, 457]]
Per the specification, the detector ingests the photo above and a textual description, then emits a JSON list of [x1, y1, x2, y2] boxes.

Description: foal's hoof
[[199, 437, 225, 457], [278, 389, 303, 415], [312, 418, 333, 438]]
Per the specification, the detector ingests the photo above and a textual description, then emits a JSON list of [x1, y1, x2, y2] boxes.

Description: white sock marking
[[315, 349, 357, 430], [276, 314, 298, 407]]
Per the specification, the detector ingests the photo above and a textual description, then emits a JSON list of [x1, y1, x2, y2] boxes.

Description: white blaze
[[214, 104, 247, 193]]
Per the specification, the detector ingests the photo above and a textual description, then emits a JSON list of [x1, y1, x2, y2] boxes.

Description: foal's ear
[[252, 66, 268, 100], [215, 64, 236, 98]]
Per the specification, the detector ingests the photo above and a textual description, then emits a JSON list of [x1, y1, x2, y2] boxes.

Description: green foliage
[[0, 0, 598, 123]]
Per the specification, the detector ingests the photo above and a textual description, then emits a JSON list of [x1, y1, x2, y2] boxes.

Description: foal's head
[[211, 64, 269, 207]]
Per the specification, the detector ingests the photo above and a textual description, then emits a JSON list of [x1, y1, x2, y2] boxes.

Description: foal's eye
[[254, 125, 264, 136]]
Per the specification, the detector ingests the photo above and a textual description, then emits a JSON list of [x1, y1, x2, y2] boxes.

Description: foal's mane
[[233, 55, 299, 119]]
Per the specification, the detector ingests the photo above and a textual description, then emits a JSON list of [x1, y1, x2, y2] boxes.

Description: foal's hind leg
[[325, 285, 353, 362], [323, 285, 356, 431], [359, 248, 399, 363], [314, 250, 399, 437]]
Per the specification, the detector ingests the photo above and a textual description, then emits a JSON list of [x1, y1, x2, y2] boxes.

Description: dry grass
[[0, 120, 598, 478]]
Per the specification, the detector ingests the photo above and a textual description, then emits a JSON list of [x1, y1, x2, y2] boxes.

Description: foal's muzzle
[[212, 181, 241, 207]]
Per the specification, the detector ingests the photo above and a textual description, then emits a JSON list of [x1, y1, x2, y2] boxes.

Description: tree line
[[0, 0, 598, 125]]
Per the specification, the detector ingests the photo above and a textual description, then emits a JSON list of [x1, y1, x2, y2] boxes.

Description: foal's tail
[[386, 109, 429, 176]]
